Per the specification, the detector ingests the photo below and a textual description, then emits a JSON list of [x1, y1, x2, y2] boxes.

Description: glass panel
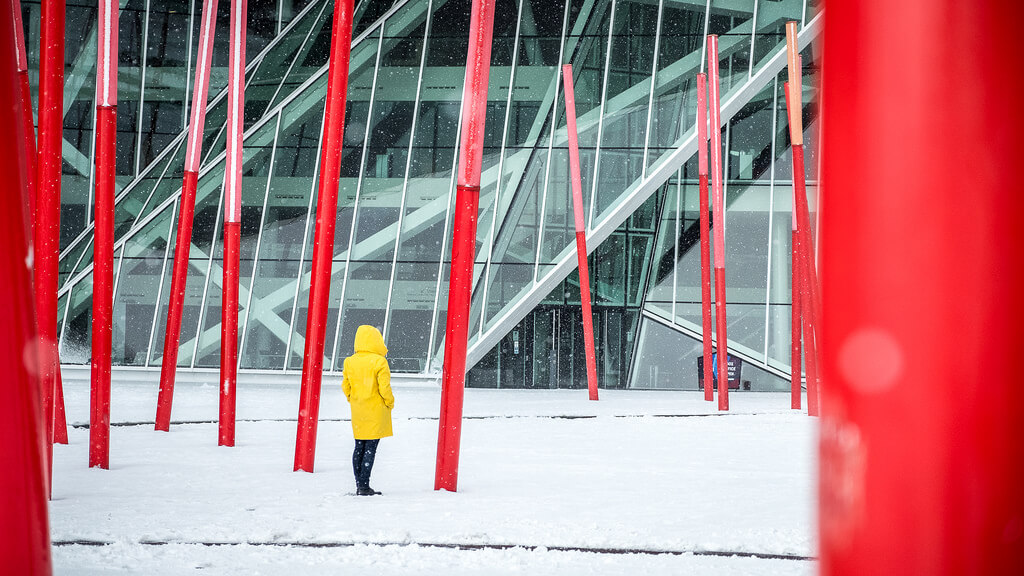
[[114, 139, 182, 242], [593, 0, 659, 216], [113, 206, 174, 365], [59, 275, 94, 365], [708, 0, 755, 92], [751, 0, 803, 72], [239, 96, 322, 369]]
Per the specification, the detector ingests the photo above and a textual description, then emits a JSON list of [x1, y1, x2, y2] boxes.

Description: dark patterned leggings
[[352, 439, 380, 489]]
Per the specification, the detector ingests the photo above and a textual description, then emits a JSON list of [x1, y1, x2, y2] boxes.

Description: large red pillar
[[0, 3, 53, 570], [89, 0, 118, 470], [820, 2, 1024, 574], [218, 0, 246, 448], [706, 35, 729, 411], [293, 0, 355, 473], [11, 0, 37, 234], [696, 72, 713, 403], [156, 0, 220, 432], [561, 64, 599, 402], [434, 0, 496, 493]]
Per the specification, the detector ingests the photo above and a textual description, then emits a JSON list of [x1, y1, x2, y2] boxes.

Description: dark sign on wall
[[696, 354, 743, 390]]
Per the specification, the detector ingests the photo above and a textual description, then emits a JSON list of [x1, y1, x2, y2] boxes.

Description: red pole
[[294, 0, 354, 473], [11, 0, 36, 234], [785, 24, 821, 415], [706, 35, 728, 411], [35, 0, 67, 486], [89, 0, 117, 470], [790, 222, 802, 410], [156, 0, 220, 432], [218, 0, 245, 447], [696, 72, 713, 402], [1, 4, 52, 570], [561, 64, 599, 401], [820, 2, 1024, 573], [435, 0, 496, 493]]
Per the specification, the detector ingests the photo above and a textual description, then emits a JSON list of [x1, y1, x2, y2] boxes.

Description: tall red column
[[156, 0, 220, 432], [435, 0, 496, 493], [706, 35, 728, 411], [219, 0, 246, 447], [820, 2, 1024, 574], [696, 72, 713, 402], [35, 0, 68, 483], [294, 0, 355, 473], [561, 64, 599, 401], [89, 0, 118, 470], [1, 4, 53, 570]]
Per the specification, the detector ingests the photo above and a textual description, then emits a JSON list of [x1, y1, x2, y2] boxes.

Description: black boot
[[357, 485, 381, 496]]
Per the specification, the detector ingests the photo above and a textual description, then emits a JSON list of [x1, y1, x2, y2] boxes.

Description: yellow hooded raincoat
[[342, 325, 394, 439]]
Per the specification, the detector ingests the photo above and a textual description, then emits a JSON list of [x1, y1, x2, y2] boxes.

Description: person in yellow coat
[[342, 325, 394, 496]]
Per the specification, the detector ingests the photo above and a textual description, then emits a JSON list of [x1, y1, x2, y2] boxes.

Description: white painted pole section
[[96, 0, 118, 108], [185, 0, 220, 173], [223, 0, 246, 224]]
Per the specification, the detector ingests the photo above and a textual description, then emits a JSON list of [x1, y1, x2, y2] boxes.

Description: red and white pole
[[785, 23, 821, 415], [294, 0, 355, 473], [156, 0, 219, 432], [435, 0, 496, 493], [35, 0, 68, 485], [218, 0, 245, 447], [696, 72, 713, 403], [89, 0, 117, 470], [706, 35, 729, 411], [820, 2, 1024, 573], [561, 64, 599, 402], [1, 4, 52, 569]]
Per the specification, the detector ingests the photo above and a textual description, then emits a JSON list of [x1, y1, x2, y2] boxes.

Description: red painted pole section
[[1, 7, 53, 569], [820, 2, 1024, 574], [790, 225, 801, 410], [294, 0, 355, 473], [696, 73, 713, 403], [706, 35, 728, 411], [435, 0, 496, 493], [35, 0, 67, 482], [156, 0, 220, 432], [89, 0, 118, 470], [218, 0, 246, 448], [11, 0, 36, 234], [561, 64, 599, 402]]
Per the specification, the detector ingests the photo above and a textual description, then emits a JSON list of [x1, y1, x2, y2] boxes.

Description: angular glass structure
[[30, 0, 821, 389]]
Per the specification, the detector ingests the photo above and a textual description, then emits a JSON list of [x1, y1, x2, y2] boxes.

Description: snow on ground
[[50, 377, 817, 575]]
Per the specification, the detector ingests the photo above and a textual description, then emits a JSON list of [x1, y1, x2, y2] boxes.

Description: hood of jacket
[[354, 325, 388, 357]]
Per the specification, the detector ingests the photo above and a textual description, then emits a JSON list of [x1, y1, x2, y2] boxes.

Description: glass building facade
[[25, 0, 821, 389]]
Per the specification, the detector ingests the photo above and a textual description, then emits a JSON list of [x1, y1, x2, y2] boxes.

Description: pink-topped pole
[[785, 23, 820, 415], [435, 0, 496, 493], [706, 35, 729, 411], [156, 0, 220, 432], [219, 0, 246, 448], [820, 1, 1024, 572], [0, 4, 52, 569], [561, 64, 599, 401], [294, 0, 355, 473], [89, 0, 118, 469], [696, 72, 713, 402], [35, 0, 68, 487]]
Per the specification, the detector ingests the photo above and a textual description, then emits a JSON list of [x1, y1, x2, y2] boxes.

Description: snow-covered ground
[[50, 377, 818, 575]]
